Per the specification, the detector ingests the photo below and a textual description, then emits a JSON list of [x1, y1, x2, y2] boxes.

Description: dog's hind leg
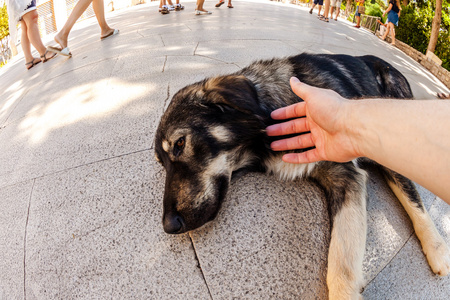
[[310, 162, 368, 300], [381, 167, 450, 276]]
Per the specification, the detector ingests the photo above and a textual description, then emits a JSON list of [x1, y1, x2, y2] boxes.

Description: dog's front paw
[[424, 242, 450, 276]]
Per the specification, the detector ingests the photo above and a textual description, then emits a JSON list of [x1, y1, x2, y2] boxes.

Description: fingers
[[271, 101, 306, 120], [270, 133, 315, 151], [282, 150, 322, 164], [266, 117, 309, 137]]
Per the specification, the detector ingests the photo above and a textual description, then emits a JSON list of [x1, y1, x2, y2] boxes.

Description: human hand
[[266, 78, 362, 164]]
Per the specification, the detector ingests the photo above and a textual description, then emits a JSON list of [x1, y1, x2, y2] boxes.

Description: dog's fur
[[155, 53, 450, 299]]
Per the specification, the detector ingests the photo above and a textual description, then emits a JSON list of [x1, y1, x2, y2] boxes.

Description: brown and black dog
[[155, 53, 450, 299]]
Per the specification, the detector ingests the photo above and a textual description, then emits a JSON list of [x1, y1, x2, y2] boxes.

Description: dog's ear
[[200, 75, 261, 115]]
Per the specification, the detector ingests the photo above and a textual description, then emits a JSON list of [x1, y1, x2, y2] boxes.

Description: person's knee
[[23, 10, 39, 25]]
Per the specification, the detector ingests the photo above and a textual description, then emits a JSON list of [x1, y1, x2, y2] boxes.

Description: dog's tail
[[359, 55, 413, 99]]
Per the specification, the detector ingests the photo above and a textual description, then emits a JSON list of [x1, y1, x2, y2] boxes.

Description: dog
[[155, 53, 450, 299]]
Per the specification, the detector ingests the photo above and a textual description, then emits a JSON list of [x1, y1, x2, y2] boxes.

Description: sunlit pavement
[[1, 1, 449, 299]]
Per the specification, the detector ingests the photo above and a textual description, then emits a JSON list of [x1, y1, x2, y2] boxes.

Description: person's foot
[[309, 8, 313, 14], [437, 93, 450, 99], [54, 32, 68, 50], [215, 1, 225, 7], [40, 50, 57, 63], [101, 28, 116, 38], [195, 9, 212, 15], [25, 57, 41, 70], [159, 6, 169, 14], [354, 25, 360, 28]]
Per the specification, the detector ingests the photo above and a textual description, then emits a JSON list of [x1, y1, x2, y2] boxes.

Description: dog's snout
[[163, 212, 185, 234]]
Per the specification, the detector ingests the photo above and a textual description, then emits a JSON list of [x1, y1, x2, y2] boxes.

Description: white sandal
[[195, 10, 212, 15]]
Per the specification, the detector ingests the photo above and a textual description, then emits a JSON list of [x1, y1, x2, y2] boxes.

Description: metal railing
[[353, 14, 381, 34]]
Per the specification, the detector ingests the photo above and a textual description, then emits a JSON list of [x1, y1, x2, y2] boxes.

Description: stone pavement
[[0, 1, 449, 299]]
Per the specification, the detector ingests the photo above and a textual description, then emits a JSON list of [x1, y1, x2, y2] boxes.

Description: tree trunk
[[427, 0, 442, 53]]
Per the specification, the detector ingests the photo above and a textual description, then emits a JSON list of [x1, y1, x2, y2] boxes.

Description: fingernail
[[290, 77, 300, 84], [266, 124, 276, 133]]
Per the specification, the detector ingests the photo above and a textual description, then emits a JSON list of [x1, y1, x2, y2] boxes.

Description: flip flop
[[215, 1, 225, 7], [40, 50, 57, 63], [25, 57, 41, 70], [101, 29, 119, 40], [47, 46, 72, 57], [227, 5, 233, 8], [195, 10, 212, 15]]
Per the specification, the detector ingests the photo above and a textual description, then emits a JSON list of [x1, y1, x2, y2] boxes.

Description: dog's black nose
[[163, 212, 185, 234]]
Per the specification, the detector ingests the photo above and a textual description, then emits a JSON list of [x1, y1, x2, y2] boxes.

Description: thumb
[[290, 77, 315, 103]]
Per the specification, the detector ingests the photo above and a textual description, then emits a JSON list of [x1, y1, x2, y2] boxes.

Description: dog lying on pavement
[[155, 53, 450, 299]]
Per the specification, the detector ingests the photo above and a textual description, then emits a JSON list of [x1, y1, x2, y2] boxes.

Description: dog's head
[[155, 75, 268, 234]]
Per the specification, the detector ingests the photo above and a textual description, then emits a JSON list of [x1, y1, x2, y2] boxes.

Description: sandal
[[25, 57, 41, 70], [175, 4, 184, 10], [40, 50, 57, 63], [227, 5, 233, 8], [195, 10, 212, 15], [215, 1, 225, 7], [160, 6, 170, 14], [437, 93, 450, 99]]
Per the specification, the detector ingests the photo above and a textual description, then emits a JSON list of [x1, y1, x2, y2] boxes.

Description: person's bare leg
[[92, 0, 114, 37], [196, 0, 206, 11], [22, 11, 51, 59], [54, 0, 94, 49], [380, 23, 388, 40], [20, 20, 35, 63], [391, 25, 396, 45], [323, 0, 330, 18]]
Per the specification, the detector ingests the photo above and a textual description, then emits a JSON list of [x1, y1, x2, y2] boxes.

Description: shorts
[[387, 10, 399, 26], [19, 0, 37, 21], [330, 0, 342, 7], [314, 0, 324, 5], [355, 5, 361, 17]]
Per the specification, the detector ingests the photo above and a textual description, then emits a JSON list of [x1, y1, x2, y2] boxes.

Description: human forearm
[[348, 100, 450, 203]]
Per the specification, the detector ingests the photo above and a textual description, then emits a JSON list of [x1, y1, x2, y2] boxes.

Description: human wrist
[[342, 100, 371, 159]]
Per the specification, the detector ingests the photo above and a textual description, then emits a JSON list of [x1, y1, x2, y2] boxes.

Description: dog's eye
[[176, 138, 185, 148], [174, 137, 185, 156]]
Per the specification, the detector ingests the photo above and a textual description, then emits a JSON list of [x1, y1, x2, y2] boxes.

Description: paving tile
[[0, 181, 34, 299], [190, 172, 330, 299], [362, 195, 450, 299], [25, 150, 210, 299], [0, 57, 166, 187]]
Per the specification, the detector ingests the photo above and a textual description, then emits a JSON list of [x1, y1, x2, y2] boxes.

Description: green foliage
[[366, 3, 383, 18], [396, 3, 431, 54], [0, 3, 9, 41], [396, 2, 450, 71]]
